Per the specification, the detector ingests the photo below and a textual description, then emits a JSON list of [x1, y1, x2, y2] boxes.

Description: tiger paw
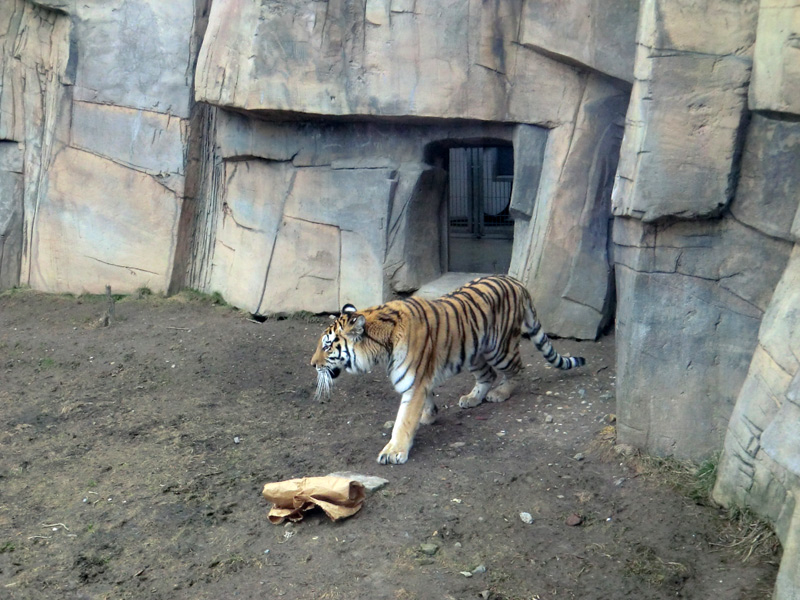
[[486, 388, 512, 403], [458, 394, 482, 409], [377, 441, 409, 465]]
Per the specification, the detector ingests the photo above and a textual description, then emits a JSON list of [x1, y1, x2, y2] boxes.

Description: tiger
[[310, 274, 585, 465]]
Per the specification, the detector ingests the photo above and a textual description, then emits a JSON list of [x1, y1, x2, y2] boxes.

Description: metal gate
[[448, 147, 514, 239], [447, 146, 514, 274]]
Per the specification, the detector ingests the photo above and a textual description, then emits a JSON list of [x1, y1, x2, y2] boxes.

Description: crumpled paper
[[261, 476, 366, 524]]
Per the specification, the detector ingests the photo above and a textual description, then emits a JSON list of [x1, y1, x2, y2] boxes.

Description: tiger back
[[310, 275, 585, 464]]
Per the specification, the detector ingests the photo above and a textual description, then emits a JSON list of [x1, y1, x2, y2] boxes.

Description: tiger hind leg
[[486, 374, 515, 403], [420, 395, 438, 425], [458, 358, 497, 409], [486, 348, 522, 403]]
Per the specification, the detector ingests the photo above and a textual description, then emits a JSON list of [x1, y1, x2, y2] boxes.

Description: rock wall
[[0, 0, 208, 295], [609, 1, 800, 596], [190, 0, 631, 336], [2, 1, 800, 596]]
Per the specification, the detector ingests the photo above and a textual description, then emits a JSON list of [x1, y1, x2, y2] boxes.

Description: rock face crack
[[84, 256, 160, 276]]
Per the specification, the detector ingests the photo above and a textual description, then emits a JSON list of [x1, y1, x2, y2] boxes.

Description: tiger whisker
[[314, 368, 333, 402]]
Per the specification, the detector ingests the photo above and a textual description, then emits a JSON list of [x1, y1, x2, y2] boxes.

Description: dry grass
[[588, 426, 781, 566], [625, 545, 690, 586], [714, 507, 783, 564]]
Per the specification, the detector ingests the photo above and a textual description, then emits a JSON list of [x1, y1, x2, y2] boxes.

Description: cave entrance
[[446, 145, 514, 274]]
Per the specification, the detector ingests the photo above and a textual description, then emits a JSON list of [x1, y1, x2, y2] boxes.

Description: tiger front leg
[[378, 387, 429, 465]]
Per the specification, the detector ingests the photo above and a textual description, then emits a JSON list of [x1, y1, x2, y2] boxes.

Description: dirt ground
[[0, 290, 779, 600]]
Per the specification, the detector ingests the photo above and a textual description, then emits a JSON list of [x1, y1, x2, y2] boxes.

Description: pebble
[[565, 513, 584, 527], [573, 452, 584, 461], [519, 512, 534, 524], [383, 420, 395, 429], [326, 471, 389, 493], [472, 564, 487, 574], [544, 415, 554, 423], [419, 543, 439, 556]]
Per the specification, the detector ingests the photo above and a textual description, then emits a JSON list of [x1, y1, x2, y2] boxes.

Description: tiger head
[[310, 304, 366, 400]]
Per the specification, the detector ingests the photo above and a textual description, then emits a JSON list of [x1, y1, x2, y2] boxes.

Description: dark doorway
[[447, 146, 514, 273]]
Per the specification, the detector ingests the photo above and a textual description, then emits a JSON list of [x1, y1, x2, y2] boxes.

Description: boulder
[[611, 0, 758, 221]]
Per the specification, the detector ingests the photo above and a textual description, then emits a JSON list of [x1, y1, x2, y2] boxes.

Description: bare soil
[[0, 290, 778, 599]]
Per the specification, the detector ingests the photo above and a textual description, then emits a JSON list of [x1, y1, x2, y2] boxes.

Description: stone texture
[[385, 164, 448, 294], [713, 246, 800, 600], [749, 0, 800, 115], [614, 216, 792, 458], [192, 109, 529, 314], [519, 0, 639, 83], [28, 147, 181, 294], [731, 114, 800, 241], [514, 75, 628, 339], [195, 0, 584, 126], [260, 216, 341, 314], [72, 1, 197, 118], [206, 160, 293, 313], [278, 165, 394, 311], [611, 0, 758, 222], [71, 101, 188, 192], [0, 141, 24, 290]]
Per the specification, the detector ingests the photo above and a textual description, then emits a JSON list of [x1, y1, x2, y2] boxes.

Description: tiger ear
[[341, 304, 357, 315], [344, 313, 366, 341]]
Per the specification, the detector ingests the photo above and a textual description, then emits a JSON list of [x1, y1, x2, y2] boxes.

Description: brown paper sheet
[[261, 476, 366, 524]]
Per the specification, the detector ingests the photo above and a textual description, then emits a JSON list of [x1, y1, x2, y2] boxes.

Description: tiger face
[[310, 304, 365, 400]]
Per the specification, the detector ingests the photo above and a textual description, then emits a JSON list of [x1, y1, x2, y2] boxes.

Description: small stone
[[573, 452, 584, 461], [565, 513, 584, 527], [578, 388, 586, 398], [450, 441, 466, 448], [327, 471, 389, 493], [479, 591, 491, 600], [519, 512, 533, 524], [614, 477, 627, 487], [544, 415, 554, 423], [472, 564, 487, 574], [383, 420, 395, 429], [460, 571, 473, 577], [419, 543, 439, 556]]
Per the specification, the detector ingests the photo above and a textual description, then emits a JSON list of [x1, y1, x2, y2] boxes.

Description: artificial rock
[[612, 0, 758, 222]]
